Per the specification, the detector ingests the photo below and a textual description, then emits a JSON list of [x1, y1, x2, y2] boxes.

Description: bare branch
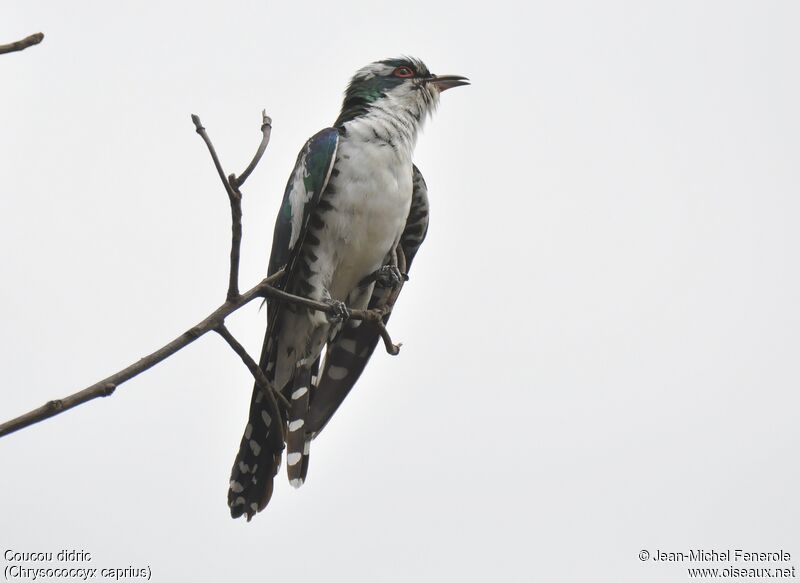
[[0, 33, 44, 55], [259, 283, 388, 323], [0, 271, 283, 439], [0, 265, 405, 439]]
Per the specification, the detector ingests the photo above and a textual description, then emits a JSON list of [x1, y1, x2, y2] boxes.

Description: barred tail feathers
[[286, 367, 312, 488], [228, 383, 285, 520]]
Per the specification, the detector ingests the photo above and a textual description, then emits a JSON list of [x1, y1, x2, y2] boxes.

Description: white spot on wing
[[261, 410, 272, 427], [249, 440, 261, 456], [291, 387, 308, 400], [244, 423, 252, 439], [230, 480, 244, 493], [288, 157, 310, 249]]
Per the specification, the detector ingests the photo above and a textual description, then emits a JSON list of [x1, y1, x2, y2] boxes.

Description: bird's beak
[[425, 74, 470, 92]]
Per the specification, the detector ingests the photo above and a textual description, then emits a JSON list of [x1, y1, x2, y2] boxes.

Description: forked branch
[[191, 113, 272, 300]]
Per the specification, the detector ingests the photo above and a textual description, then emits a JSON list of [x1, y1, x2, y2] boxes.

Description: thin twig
[[260, 283, 382, 323], [215, 324, 289, 441], [191, 115, 236, 200], [191, 114, 243, 299], [0, 33, 44, 55], [376, 320, 402, 355], [231, 111, 272, 189]]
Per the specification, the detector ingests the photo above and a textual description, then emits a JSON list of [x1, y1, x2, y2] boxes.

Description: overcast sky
[[2, 1, 799, 581]]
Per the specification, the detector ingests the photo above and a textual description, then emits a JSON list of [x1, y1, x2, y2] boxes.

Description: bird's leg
[[321, 289, 351, 323], [358, 248, 409, 289], [374, 264, 407, 288]]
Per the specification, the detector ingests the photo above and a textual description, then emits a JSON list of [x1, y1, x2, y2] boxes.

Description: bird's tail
[[286, 366, 314, 488], [228, 382, 285, 521]]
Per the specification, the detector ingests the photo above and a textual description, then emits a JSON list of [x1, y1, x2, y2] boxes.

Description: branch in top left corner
[[0, 33, 44, 55]]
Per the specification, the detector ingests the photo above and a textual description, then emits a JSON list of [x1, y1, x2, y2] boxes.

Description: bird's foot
[[323, 298, 351, 323], [373, 265, 408, 288]]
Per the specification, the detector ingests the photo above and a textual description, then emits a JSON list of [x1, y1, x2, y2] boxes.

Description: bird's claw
[[375, 265, 408, 288], [324, 299, 351, 323]]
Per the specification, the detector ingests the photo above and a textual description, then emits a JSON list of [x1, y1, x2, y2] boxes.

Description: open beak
[[425, 74, 470, 92]]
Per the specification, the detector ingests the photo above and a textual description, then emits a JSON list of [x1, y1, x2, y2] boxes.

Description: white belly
[[321, 140, 414, 300]]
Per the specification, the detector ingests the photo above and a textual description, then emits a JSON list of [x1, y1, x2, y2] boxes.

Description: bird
[[228, 57, 468, 520]]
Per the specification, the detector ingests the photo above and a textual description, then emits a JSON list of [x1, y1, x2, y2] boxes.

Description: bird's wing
[[228, 127, 339, 520], [267, 127, 340, 278], [305, 164, 430, 437]]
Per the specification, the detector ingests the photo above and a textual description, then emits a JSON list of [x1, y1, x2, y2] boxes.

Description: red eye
[[393, 66, 415, 78]]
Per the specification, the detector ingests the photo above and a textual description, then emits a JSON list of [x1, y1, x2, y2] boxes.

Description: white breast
[[322, 135, 413, 300]]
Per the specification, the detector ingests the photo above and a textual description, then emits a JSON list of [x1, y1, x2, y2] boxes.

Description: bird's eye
[[393, 66, 415, 78]]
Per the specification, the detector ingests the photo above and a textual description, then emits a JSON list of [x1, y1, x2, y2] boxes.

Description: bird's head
[[334, 57, 469, 128]]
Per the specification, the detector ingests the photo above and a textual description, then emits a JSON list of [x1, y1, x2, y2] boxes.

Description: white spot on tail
[[230, 480, 244, 493], [289, 478, 304, 489], [238, 462, 250, 474], [232, 496, 245, 506], [288, 419, 305, 432], [328, 365, 349, 380], [249, 440, 261, 456], [287, 452, 302, 466], [340, 338, 358, 353], [292, 386, 308, 400], [303, 440, 310, 455]]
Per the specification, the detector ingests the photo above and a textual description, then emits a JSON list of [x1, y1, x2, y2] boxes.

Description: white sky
[[2, 1, 799, 581]]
